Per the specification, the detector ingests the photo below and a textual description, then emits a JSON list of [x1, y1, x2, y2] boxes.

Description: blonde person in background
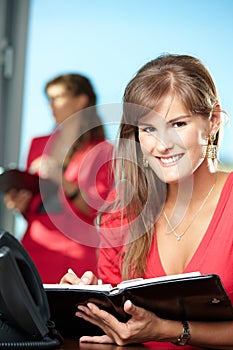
[[61, 55, 233, 348], [4, 73, 114, 283]]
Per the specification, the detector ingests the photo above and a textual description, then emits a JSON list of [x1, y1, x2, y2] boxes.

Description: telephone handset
[[0, 229, 61, 348]]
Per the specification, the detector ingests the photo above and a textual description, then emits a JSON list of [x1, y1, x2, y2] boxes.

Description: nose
[[154, 129, 174, 153], [48, 101, 56, 117], [49, 98, 55, 107]]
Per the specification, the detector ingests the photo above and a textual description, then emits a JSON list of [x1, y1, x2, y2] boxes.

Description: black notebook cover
[[0, 168, 40, 194], [44, 273, 233, 338]]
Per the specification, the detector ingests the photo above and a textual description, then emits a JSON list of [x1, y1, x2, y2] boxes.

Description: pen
[[68, 268, 77, 276]]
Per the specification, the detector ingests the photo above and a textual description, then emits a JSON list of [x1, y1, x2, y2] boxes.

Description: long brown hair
[[113, 54, 221, 279]]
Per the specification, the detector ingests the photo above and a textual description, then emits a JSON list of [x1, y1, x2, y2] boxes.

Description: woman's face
[[46, 84, 85, 125], [138, 94, 210, 184]]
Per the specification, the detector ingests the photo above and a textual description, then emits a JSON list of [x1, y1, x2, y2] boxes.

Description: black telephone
[[0, 229, 61, 348]]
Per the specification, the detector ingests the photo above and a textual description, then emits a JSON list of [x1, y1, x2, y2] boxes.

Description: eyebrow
[[138, 114, 191, 125], [167, 114, 191, 123]]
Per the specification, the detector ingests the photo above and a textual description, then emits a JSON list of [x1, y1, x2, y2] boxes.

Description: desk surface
[[59, 339, 204, 350], [60, 339, 149, 349]]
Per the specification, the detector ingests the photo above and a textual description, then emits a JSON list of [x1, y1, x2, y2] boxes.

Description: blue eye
[[142, 126, 156, 133]]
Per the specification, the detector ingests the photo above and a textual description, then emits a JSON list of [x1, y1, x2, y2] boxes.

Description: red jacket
[[22, 134, 114, 283]]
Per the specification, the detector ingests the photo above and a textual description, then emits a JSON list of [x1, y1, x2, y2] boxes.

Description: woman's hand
[[60, 270, 98, 286], [30, 156, 62, 185], [30, 156, 80, 197], [76, 300, 171, 346], [4, 188, 33, 214]]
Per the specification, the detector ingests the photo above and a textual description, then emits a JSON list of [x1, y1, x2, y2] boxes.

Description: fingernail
[[87, 303, 93, 310], [77, 305, 85, 312], [80, 276, 90, 284]]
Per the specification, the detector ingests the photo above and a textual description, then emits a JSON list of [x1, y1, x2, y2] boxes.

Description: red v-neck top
[[98, 172, 233, 304]]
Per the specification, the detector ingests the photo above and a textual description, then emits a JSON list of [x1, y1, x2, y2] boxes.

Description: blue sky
[[21, 0, 233, 166]]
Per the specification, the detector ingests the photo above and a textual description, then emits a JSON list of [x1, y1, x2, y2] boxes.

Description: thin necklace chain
[[163, 179, 216, 241]]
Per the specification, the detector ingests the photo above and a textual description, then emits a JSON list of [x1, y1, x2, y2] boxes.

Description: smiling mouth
[[159, 154, 183, 165]]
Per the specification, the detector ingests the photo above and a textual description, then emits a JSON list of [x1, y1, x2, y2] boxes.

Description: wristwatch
[[173, 320, 191, 346]]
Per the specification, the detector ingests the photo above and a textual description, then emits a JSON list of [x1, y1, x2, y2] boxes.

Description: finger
[[29, 158, 42, 173], [77, 303, 147, 346], [124, 300, 147, 319], [76, 304, 123, 344], [5, 200, 15, 210], [76, 303, 113, 328], [76, 304, 105, 330], [79, 334, 114, 344], [79, 271, 98, 285], [4, 189, 17, 203], [18, 190, 33, 202], [19, 189, 32, 196], [10, 190, 32, 213], [77, 303, 124, 334], [60, 272, 81, 285], [60, 270, 97, 285]]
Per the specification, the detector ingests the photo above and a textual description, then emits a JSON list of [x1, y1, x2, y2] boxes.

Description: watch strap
[[173, 320, 190, 346]]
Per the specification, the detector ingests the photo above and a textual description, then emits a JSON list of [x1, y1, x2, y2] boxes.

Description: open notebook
[[44, 272, 233, 338]]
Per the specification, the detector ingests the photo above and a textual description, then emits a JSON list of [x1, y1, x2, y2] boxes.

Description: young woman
[[4, 74, 114, 283], [61, 55, 233, 348]]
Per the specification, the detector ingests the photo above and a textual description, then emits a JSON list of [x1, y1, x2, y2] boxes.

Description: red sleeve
[[26, 135, 50, 169]]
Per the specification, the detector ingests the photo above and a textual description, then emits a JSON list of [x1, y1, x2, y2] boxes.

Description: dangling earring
[[201, 138, 208, 159], [207, 133, 217, 160], [143, 155, 149, 168]]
